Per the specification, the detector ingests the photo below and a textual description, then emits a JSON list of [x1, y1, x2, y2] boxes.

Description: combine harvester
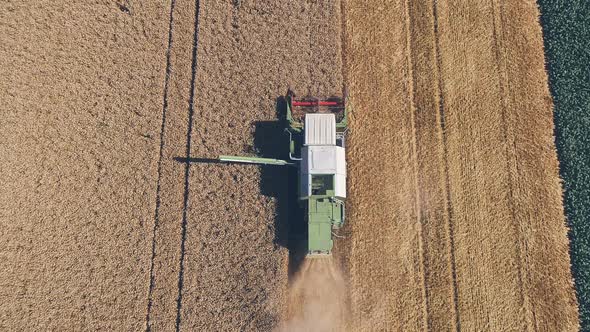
[[219, 92, 348, 257]]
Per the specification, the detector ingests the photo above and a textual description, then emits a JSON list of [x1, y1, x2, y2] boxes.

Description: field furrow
[[145, 0, 199, 330]]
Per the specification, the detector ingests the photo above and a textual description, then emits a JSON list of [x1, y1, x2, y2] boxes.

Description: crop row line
[[489, 0, 534, 330], [145, 0, 178, 330], [402, 0, 431, 329], [430, 0, 461, 330], [174, 0, 202, 331]]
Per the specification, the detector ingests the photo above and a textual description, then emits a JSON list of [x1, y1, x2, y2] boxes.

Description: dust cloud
[[279, 257, 347, 332]]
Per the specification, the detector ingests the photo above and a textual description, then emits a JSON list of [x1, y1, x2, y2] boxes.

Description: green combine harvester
[[219, 91, 348, 257]]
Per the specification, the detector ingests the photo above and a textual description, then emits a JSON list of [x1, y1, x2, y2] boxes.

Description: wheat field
[[342, 0, 579, 330], [0, 0, 579, 330]]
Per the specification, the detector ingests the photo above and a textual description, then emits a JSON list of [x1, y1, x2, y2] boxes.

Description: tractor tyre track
[[403, 0, 430, 328], [174, 0, 201, 330], [410, 0, 462, 329], [145, 0, 178, 329], [489, 0, 531, 330], [431, 0, 461, 329], [145, 0, 200, 329]]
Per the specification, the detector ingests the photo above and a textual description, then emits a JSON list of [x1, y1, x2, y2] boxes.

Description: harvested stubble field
[[0, 1, 170, 330], [0, 0, 580, 331]]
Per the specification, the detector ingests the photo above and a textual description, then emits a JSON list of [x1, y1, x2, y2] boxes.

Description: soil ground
[[0, 0, 579, 331]]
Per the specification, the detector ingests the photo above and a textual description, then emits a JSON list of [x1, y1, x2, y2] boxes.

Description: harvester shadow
[[173, 96, 307, 280]]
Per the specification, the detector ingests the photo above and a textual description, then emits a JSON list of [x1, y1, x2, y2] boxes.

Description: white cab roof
[[305, 113, 336, 146]]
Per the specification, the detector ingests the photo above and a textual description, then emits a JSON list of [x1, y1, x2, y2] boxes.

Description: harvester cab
[[219, 91, 348, 257]]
